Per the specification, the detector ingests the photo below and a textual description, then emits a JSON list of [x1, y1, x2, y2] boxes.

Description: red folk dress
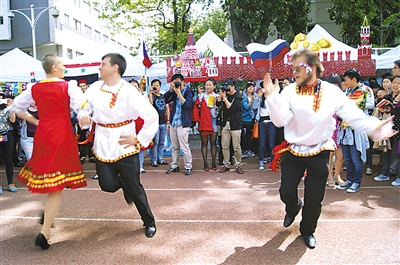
[[16, 80, 86, 193]]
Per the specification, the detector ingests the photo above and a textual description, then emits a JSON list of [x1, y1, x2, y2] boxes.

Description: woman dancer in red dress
[[13, 54, 87, 249]]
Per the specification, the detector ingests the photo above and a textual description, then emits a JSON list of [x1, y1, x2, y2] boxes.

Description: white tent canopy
[[64, 42, 166, 78], [376, 45, 400, 70], [196, 29, 242, 57], [306, 24, 358, 60], [0, 48, 46, 82]]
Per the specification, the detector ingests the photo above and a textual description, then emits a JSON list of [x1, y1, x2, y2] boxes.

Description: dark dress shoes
[[35, 233, 50, 249], [88, 157, 96, 163], [283, 214, 296, 228], [166, 167, 180, 174], [14, 162, 25, 167], [157, 160, 169, 165], [219, 166, 230, 173], [236, 167, 243, 174], [151, 162, 159, 167], [283, 201, 303, 227], [302, 234, 316, 249], [145, 225, 156, 238]]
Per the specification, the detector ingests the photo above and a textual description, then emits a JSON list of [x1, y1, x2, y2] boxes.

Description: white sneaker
[[391, 178, 400, 186], [258, 161, 264, 170], [373, 174, 390, 182], [140, 168, 146, 173], [365, 167, 373, 175]]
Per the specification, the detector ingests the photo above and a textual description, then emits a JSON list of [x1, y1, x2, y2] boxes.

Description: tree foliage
[[222, 0, 311, 51], [328, 0, 400, 47], [93, 0, 214, 54]]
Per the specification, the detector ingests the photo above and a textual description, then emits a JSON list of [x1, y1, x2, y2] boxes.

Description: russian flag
[[142, 41, 153, 68], [247, 39, 290, 68]]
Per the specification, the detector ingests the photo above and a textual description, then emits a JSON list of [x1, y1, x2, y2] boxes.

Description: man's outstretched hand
[[263, 73, 280, 97]]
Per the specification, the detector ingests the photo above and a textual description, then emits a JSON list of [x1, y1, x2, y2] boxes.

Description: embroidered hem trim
[[18, 167, 86, 191]]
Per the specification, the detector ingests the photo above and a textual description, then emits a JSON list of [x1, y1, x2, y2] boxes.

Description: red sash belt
[[270, 140, 290, 172]]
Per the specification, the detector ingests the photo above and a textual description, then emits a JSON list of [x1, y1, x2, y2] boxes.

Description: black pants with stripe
[[95, 155, 155, 226], [279, 151, 330, 236]]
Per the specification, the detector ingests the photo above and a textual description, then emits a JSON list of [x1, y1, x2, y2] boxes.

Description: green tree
[[222, 0, 311, 51], [93, 0, 213, 53], [151, 8, 228, 55], [328, 0, 400, 47]]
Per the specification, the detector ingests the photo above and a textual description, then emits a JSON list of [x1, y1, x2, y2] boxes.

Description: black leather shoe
[[166, 167, 179, 174], [185, 169, 192, 175], [14, 162, 25, 167], [151, 162, 159, 167], [35, 233, 50, 249], [157, 160, 169, 165], [302, 234, 316, 249], [145, 225, 156, 238], [283, 201, 303, 228], [88, 157, 96, 163]]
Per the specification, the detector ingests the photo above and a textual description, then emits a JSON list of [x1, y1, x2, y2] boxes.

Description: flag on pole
[[247, 40, 290, 68], [142, 41, 153, 68]]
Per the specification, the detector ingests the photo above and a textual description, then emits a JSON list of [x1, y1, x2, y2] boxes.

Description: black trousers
[[95, 155, 155, 226], [279, 151, 329, 235]]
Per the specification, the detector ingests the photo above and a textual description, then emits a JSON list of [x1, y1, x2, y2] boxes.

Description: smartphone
[[0, 99, 7, 104]]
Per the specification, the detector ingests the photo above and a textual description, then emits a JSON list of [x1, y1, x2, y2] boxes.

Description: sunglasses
[[290, 62, 312, 73]]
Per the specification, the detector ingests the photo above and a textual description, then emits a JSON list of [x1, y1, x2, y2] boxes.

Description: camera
[[152, 87, 157, 90], [174, 81, 181, 88], [221, 84, 230, 92]]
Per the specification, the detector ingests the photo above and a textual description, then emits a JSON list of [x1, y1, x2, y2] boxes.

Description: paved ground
[[1, 142, 399, 264]]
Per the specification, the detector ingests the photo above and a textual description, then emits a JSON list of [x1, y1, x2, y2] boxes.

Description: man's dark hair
[[171, 73, 184, 82], [381, 73, 392, 80], [102, 53, 126, 76], [129, 79, 139, 87], [343, 68, 361, 82], [394, 60, 400, 68], [368, 77, 377, 85], [151, 79, 161, 86]]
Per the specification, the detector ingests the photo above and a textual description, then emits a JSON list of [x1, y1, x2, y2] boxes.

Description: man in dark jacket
[[164, 74, 194, 175], [217, 78, 244, 174]]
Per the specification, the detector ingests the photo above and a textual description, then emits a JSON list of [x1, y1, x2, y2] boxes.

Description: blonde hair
[[291, 49, 324, 77], [42, 54, 60, 74]]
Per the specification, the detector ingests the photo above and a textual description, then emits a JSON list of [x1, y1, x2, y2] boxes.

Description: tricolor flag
[[142, 41, 153, 68], [247, 39, 290, 68]]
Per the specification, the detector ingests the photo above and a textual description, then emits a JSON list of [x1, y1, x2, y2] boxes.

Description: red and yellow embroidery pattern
[[296, 79, 323, 112], [97, 119, 133, 128], [99, 81, 124, 108], [18, 167, 86, 193]]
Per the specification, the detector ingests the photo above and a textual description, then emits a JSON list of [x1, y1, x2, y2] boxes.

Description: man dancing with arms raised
[[263, 49, 395, 248]]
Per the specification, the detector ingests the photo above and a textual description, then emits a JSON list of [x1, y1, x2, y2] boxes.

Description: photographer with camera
[[0, 91, 17, 194], [164, 73, 194, 175], [217, 78, 244, 174], [148, 79, 169, 167]]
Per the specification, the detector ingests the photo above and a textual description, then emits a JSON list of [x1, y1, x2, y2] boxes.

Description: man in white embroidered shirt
[[262, 49, 396, 249], [79, 53, 159, 238]]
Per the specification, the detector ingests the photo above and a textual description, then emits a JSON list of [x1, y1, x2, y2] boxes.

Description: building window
[[84, 1, 91, 14], [94, 30, 101, 41], [74, 0, 81, 8], [111, 39, 116, 46], [74, 19, 81, 32], [93, 8, 100, 18], [84, 25, 92, 36], [76, 51, 84, 57], [0, 16, 4, 25], [67, 48, 73, 59], [117, 42, 122, 49], [64, 14, 69, 27], [103, 35, 108, 43]]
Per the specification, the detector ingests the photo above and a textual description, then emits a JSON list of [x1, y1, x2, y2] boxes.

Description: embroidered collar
[[99, 81, 124, 108], [296, 78, 319, 95]]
